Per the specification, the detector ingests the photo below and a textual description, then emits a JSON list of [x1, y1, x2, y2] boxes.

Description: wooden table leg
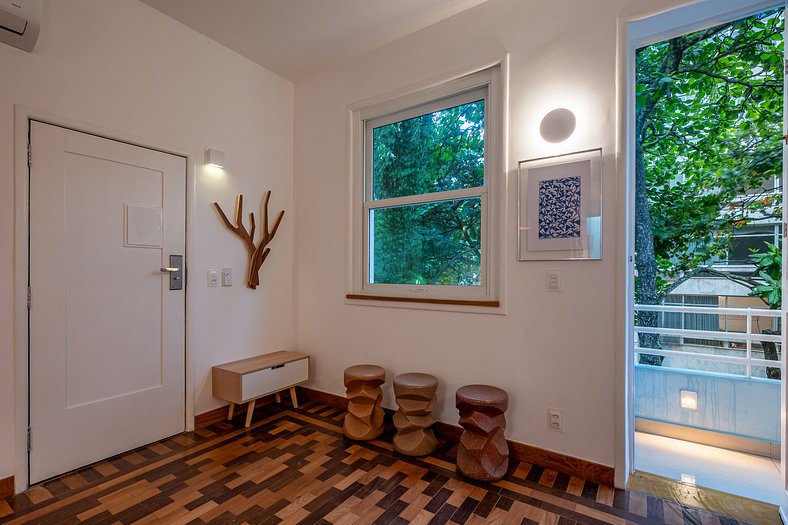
[[227, 402, 235, 421], [290, 387, 298, 409], [275, 392, 281, 403], [245, 399, 256, 428]]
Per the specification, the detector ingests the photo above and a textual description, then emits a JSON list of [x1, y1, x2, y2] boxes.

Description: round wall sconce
[[540, 108, 576, 143]]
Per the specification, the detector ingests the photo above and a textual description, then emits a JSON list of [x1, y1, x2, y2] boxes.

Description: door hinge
[[27, 427, 31, 452], [27, 142, 31, 168], [27, 286, 31, 309]]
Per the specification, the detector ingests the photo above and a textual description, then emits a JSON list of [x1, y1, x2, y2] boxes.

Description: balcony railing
[[634, 304, 782, 380]]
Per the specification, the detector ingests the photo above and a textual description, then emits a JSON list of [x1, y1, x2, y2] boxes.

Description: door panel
[[29, 121, 186, 484]]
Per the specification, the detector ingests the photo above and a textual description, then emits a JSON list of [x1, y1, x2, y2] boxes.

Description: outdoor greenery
[[748, 241, 782, 309], [370, 100, 485, 286], [635, 9, 784, 363]]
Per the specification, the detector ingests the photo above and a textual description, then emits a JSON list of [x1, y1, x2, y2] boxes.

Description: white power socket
[[547, 408, 564, 432]]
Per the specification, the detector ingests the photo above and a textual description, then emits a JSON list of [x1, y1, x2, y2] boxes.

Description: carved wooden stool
[[455, 384, 509, 481], [393, 373, 438, 456], [343, 364, 386, 440]]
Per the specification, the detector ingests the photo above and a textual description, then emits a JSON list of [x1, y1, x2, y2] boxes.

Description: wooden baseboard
[[296, 386, 614, 486], [194, 394, 276, 429], [297, 385, 348, 410], [194, 406, 230, 429], [0, 475, 13, 499], [508, 441, 614, 487]]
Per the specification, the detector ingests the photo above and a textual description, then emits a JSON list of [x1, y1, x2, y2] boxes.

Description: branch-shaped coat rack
[[213, 192, 285, 289]]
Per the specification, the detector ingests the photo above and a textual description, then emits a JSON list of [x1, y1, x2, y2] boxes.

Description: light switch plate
[[222, 267, 232, 287], [207, 269, 219, 287], [546, 270, 561, 292]]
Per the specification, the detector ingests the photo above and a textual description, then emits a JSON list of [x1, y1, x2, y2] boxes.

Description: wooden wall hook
[[213, 192, 284, 289]]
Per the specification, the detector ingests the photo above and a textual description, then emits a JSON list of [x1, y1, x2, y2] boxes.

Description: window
[[726, 223, 780, 264], [349, 68, 502, 306]]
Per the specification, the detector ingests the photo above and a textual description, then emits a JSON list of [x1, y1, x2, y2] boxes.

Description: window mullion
[[365, 187, 486, 210]]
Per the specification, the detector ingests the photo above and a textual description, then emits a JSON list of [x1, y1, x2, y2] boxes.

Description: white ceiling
[[140, 0, 490, 82]]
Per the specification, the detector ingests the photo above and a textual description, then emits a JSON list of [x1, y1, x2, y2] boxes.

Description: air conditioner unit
[[0, 0, 40, 52]]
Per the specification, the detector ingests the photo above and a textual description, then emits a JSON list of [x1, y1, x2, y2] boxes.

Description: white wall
[[0, 0, 294, 482], [635, 367, 780, 443], [293, 0, 687, 467]]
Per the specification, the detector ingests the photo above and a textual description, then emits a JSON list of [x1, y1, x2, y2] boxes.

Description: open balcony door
[[782, 12, 788, 517], [625, 0, 788, 505]]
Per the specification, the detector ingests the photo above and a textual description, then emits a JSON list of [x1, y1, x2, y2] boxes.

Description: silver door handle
[[164, 255, 183, 290]]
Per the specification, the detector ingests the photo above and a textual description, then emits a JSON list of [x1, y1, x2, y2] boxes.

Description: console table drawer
[[241, 357, 308, 402]]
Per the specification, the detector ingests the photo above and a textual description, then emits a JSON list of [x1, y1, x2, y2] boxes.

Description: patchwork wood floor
[[0, 400, 766, 525]]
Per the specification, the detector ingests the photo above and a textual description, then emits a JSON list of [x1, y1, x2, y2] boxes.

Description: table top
[[213, 350, 309, 375]]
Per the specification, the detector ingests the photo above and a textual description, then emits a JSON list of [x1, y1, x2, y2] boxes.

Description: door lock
[[161, 255, 183, 290]]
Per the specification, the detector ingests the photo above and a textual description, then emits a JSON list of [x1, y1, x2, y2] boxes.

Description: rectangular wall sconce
[[680, 390, 698, 410], [205, 148, 225, 168]]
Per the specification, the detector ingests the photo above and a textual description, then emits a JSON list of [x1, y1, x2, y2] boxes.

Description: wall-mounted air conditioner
[[0, 0, 40, 52]]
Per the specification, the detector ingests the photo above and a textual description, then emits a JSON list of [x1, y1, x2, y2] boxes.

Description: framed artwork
[[518, 148, 602, 260]]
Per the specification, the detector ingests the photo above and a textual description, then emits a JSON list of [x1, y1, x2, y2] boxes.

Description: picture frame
[[518, 148, 602, 260]]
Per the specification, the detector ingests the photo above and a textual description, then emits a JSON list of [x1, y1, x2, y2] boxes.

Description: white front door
[[28, 121, 186, 484]]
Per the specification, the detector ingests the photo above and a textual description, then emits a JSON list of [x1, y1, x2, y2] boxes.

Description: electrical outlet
[[222, 267, 232, 287], [547, 408, 564, 432]]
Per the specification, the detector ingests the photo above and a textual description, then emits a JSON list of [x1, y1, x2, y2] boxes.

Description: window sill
[[346, 293, 500, 308]]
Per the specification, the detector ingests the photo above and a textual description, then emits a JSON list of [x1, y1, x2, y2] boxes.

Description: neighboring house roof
[[670, 275, 754, 297]]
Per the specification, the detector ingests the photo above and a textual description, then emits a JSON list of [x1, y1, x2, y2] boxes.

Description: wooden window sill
[[346, 294, 500, 307]]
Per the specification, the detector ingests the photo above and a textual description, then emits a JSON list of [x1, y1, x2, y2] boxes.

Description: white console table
[[212, 350, 309, 427]]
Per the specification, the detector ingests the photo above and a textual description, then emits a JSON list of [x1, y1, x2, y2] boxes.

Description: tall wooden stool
[[343, 364, 386, 440], [455, 384, 509, 481], [393, 373, 438, 456]]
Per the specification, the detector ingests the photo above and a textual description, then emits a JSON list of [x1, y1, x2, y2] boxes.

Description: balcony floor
[[635, 431, 785, 506]]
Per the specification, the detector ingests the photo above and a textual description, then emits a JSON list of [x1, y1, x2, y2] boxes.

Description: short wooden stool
[[455, 384, 509, 481], [343, 365, 386, 440], [393, 373, 438, 456]]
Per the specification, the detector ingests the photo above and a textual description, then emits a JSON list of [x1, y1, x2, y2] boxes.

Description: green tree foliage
[[370, 100, 485, 286], [748, 242, 782, 378], [749, 242, 782, 309], [635, 10, 784, 363]]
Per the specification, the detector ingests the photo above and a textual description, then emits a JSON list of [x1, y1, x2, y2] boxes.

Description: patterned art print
[[537, 176, 581, 239], [519, 153, 601, 259]]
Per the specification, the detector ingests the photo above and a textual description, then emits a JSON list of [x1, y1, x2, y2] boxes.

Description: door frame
[[12, 105, 198, 493], [616, 0, 787, 495]]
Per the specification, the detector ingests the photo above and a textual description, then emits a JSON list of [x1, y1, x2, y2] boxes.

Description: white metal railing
[[634, 304, 782, 379]]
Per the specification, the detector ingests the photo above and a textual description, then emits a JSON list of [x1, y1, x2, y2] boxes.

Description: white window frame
[[348, 66, 503, 306]]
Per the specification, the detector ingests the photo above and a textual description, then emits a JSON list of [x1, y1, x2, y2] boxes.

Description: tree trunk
[[634, 131, 663, 365]]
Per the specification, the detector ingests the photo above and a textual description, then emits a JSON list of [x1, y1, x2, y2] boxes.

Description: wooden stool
[[343, 365, 385, 440], [455, 384, 509, 481], [393, 373, 438, 456]]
